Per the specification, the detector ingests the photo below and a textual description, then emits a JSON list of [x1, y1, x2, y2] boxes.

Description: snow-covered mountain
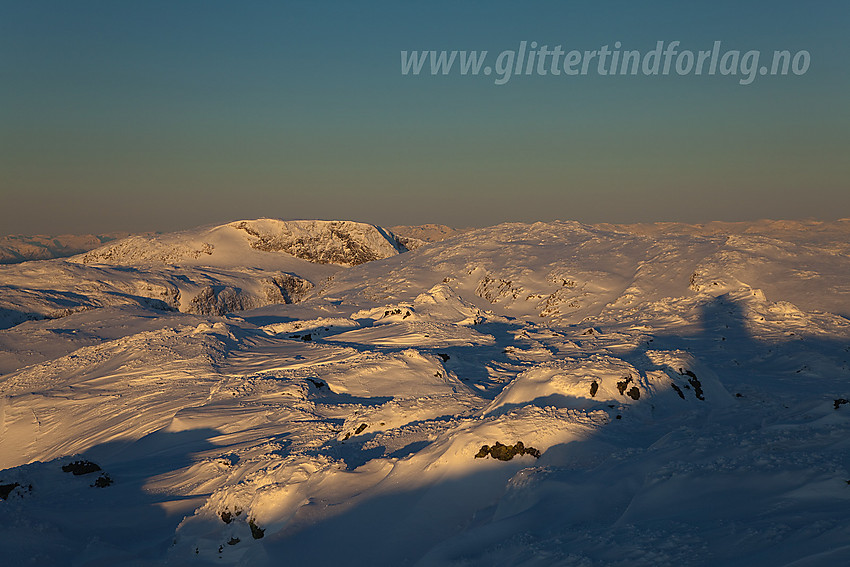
[[2, 219, 850, 566], [0, 232, 133, 264], [0, 219, 412, 333], [75, 219, 409, 267]]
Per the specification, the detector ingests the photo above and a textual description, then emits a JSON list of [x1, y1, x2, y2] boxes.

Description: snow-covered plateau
[[1, 218, 850, 566]]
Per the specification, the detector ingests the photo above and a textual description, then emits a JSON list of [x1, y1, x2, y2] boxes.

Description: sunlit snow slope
[[1, 219, 850, 566]]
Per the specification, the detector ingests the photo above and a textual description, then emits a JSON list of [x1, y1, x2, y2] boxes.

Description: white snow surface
[[1, 219, 850, 566]]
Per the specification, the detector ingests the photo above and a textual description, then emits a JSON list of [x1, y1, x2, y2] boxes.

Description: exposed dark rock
[[382, 308, 412, 319], [437, 353, 451, 362], [248, 519, 265, 539], [62, 460, 101, 476], [476, 276, 524, 304], [474, 441, 540, 461], [234, 220, 405, 266], [680, 369, 705, 400], [227, 537, 240, 546], [220, 508, 243, 524], [616, 375, 632, 395], [590, 381, 599, 397], [626, 386, 640, 400], [354, 423, 368, 435], [0, 482, 21, 500], [671, 383, 685, 399], [91, 473, 113, 488], [189, 286, 252, 316], [834, 398, 849, 410], [263, 273, 313, 304]]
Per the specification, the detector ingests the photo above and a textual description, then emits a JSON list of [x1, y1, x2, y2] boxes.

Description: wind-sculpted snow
[[0, 260, 321, 332], [2, 219, 850, 566]]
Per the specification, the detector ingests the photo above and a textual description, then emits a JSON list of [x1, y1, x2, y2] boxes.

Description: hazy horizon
[[4, 215, 850, 239], [3, 1, 848, 235]]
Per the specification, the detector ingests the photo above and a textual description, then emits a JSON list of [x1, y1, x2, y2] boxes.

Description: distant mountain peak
[[73, 218, 408, 268]]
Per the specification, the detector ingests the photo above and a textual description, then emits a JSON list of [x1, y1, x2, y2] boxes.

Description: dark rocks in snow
[[91, 473, 113, 488], [834, 398, 849, 410], [248, 519, 265, 539], [475, 276, 523, 304], [62, 460, 101, 476], [354, 423, 368, 435], [227, 537, 240, 546], [437, 353, 451, 362], [671, 383, 685, 399], [474, 441, 540, 461], [0, 482, 21, 500], [680, 368, 705, 400], [590, 381, 599, 397], [616, 375, 634, 396], [382, 308, 411, 319], [189, 286, 247, 316], [264, 273, 313, 304], [59, 460, 112, 487], [234, 220, 405, 266], [220, 508, 242, 524], [626, 386, 641, 400]]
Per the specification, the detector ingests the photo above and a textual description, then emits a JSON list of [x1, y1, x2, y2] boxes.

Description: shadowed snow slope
[[2, 219, 850, 566]]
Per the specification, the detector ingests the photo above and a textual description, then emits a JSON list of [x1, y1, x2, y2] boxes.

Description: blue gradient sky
[[2, 1, 848, 234]]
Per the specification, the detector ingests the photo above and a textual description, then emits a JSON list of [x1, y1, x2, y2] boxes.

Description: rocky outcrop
[[232, 220, 407, 266]]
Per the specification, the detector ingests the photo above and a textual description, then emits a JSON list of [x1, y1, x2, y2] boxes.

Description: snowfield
[[1, 218, 850, 566]]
